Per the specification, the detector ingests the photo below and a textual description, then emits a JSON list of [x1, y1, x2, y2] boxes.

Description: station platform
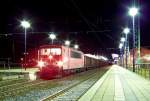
[[0, 68, 39, 73], [79, 65, 150, 101], [0, 68, 39, 80]]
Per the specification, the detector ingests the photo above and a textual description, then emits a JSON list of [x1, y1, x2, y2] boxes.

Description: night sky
[[0, 0, 150, 61]]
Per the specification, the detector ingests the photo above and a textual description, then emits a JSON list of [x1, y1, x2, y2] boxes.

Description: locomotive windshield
[[40, 48, 61, 55]]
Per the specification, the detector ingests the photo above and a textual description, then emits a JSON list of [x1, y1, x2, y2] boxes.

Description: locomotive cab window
[[50, 48, 61, 55], [71, 51, 81, 58], [41, 49, 50, 55], [40, 48, 61, 55]]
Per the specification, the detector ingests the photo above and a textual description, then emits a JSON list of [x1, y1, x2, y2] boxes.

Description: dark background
[[0, 0, 149, 62]]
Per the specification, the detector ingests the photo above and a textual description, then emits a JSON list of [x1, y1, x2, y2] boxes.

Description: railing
[[134, 63, 150, 79], [0, 62, 21, 69]]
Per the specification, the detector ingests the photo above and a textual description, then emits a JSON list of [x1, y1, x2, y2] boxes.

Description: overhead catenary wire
[[70, 0, 107, 47], [70, 0, 118, 48]]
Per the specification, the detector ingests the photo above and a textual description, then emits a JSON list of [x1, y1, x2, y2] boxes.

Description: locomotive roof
[[84, 54, 108, 61], [39, 44, 83, 53], [39, 44, 62, 48]]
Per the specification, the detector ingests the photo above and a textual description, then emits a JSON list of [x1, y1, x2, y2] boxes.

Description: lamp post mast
[[21, 20, 30, 68], [137, 0, 141, 64], [132, 16, 135, 72], [123, 28, 130, 69], [24, 28, 27, 67], [125, 34, 128, 68], [129, 7, 138, 72]]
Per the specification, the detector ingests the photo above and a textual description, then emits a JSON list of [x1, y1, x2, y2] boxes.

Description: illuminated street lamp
[[119, 43, 123, 49], [21, 20, 30, 67], [49, 33, 56, 44], [128, 7, 138, 72], [119, 43, 124, 67], [123, 27, 130, 68], [65, 40, 70, 46], [129, 7, 138, 17], [123, 28, 130, 34], [74, 44, 79, 49], [121, 37, 125, 42]]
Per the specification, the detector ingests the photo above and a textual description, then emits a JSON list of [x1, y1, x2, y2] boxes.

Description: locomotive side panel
[[61, 46, 70, 70], [67, 49, 84, 69]]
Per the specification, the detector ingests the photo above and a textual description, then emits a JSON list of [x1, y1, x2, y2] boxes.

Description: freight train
[[34, 44, 109, 79]]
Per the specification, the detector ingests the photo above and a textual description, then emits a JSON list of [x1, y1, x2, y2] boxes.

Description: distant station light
[[74, 44, 79, 49], [119, 43, 123, 49], [121, 37, 125, 42], [21, 20, 30, 28], [49, 33, 56, 44], [49, 33, 56, 40], [65, 40, 70, 46], [123, 28, 130, 34]]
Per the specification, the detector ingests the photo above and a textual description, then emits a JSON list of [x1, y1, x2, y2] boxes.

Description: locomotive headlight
[[37, 60, 45, 68], [49, 55, 53, 59], [57, 61, 63, 67]]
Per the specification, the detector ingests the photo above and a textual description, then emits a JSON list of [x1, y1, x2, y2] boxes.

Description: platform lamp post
[[121, 37, 126, 43], [21, 20, 31, 68], [49, 33, 56, 44], [121, 37, 125, 67], [128, 7, 138, 72], [119, 43, 123, 66], [123, 28, 130, 68]]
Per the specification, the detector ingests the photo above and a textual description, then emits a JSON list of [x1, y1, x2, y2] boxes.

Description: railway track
[[0, 79, 43, 92], [1, 67, 109, 101], [0, 78, 27, 87], [40, 68, 107, 101], [0, 79, 50, 99]]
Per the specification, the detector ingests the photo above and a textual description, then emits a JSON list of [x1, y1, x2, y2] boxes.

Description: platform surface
[[79, 65, 150, 101], [0, 68, 39, 73]]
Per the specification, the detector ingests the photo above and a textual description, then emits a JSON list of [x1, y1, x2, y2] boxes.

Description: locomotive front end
[[37, 45, 63, 79]]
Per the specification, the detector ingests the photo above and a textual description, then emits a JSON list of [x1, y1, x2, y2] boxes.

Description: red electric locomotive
[[37, 44, 84, 79], [24, 44, 110, 80]]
